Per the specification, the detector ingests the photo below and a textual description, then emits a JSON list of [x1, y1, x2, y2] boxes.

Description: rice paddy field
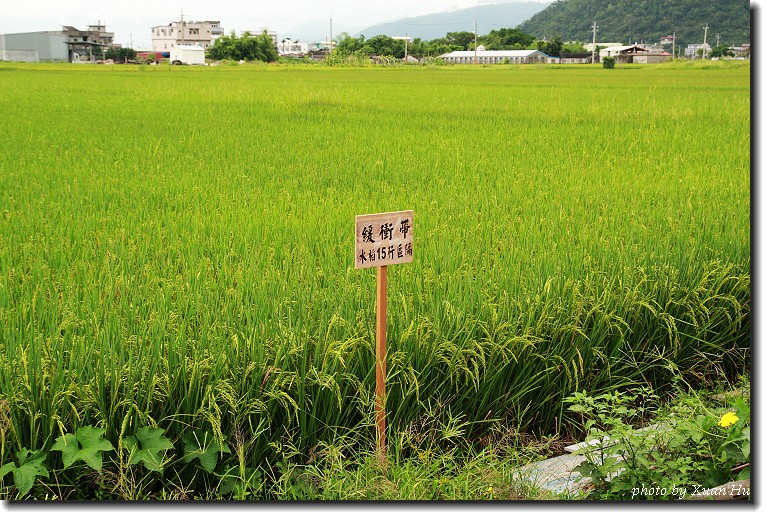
[[0, 60, 750, 499]]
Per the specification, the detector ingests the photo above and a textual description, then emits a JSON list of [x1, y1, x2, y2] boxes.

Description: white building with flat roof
[[152, 20, 223, 53], [277, 38, 308, 56]]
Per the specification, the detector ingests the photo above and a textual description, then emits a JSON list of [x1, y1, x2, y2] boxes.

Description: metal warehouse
[[439, 49, 556, 64], [0, 32, 68, 62]]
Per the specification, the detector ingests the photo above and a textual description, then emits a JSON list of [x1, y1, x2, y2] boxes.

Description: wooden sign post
[[355, 210, 414, 467]]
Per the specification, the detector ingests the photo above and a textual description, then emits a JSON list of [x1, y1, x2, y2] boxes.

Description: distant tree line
[[203, 26, 585, 64], [334, 28, 582, 59], [104, 47, 137, 62], [206, 31, 279, 62]]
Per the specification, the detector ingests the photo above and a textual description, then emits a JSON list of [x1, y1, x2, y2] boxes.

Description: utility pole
[[591, 21, 598, 63], [716, 33, 721, 47], [404, 34, 408, 62], [180, 9, 185, 46], [329, 15, 333, 54], [702, 23, 709, 59], [474, 18, 478, 64], [672, 31, 675, 60]]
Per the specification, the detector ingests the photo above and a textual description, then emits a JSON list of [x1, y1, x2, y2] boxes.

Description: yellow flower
[[718, 412, 739, 427]]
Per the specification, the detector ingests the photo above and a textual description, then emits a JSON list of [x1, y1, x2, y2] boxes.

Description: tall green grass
[[0, 61, 749, 497]]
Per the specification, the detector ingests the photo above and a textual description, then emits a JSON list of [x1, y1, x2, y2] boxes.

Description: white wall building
[[685, 43, 711, 58], [277, 38, 308, 56], [151, 20, 223, 53], [440, 49, 556, 64]]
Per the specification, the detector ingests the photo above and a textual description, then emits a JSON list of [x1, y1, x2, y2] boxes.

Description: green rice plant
[[0, 61, 749, 497]]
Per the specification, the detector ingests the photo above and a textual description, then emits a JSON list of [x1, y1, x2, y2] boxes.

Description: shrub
[[565, 386, 750, 500]]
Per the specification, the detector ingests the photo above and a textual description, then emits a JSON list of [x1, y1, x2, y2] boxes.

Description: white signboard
[[355, 210, 414, 269]]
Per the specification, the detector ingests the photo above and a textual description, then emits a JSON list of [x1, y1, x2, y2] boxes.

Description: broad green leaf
[[12, 464, 42, 497], [51, 426, 114, 471], [686, 423, 704, 443], [636, 455, 651, 468], [733, 399, 750, 425], [2, 448, 49, 497], [122, 426, 174, 472], [736, 466, 750, 480], [0, 462, 14, 478], [182, 430, 231, 473]]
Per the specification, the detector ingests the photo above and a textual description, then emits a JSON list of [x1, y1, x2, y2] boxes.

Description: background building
[[61, 24, 114, 61], [685, 43, 712, 58], [151, 20, 223, 53], [1, 25, 113, 62], [583, 42, 622, 52], [0, 31, 68, 62], [277, 38, 309, 56], [440, 49, 556, 64]]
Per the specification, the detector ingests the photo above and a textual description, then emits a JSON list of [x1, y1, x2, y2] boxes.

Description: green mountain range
[[518, 0, 750, 47]]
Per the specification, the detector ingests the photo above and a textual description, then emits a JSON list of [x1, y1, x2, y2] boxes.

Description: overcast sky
[[0, 0, 551, 49]]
